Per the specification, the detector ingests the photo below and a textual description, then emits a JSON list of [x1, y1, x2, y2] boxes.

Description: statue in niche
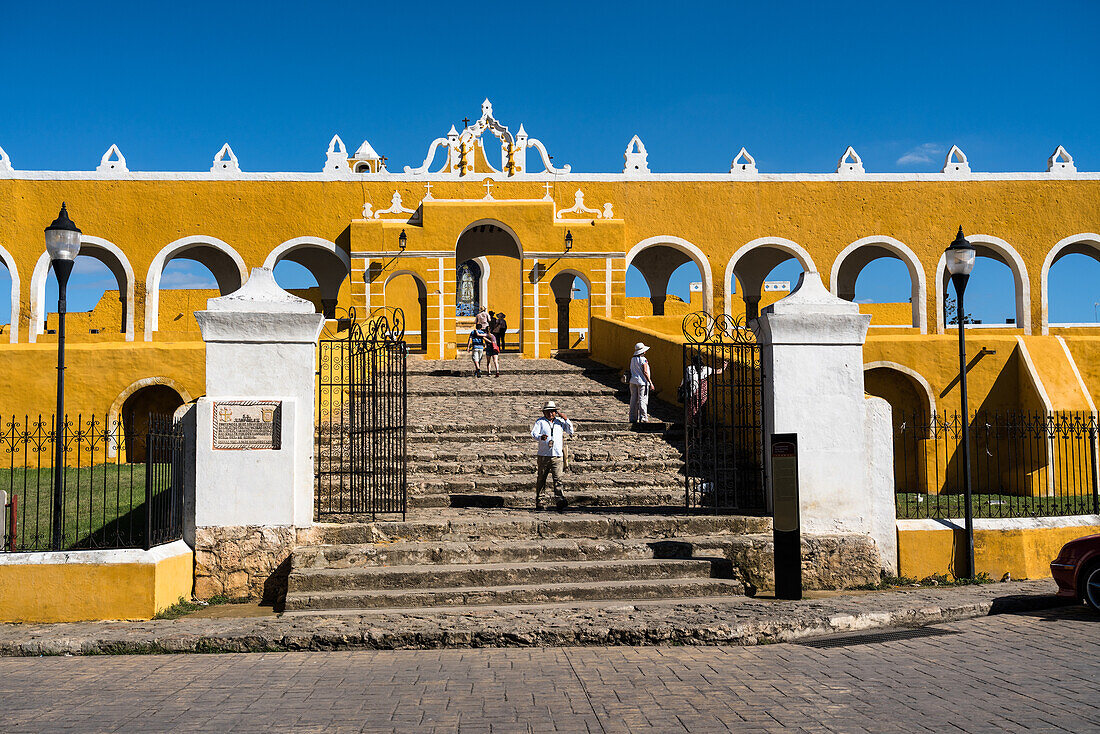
[[456, 260, 481, 317]]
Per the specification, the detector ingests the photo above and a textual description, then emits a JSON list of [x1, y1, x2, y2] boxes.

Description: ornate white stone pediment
[[942, 145, 970, 176], [836, 146, 864, 176], [97, 144, 128, 173], [211, 144, 241, 174], [405, 99, 570, 176]]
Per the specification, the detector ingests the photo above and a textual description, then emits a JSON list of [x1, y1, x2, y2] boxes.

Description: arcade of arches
[[0, 102, 1098, 441]]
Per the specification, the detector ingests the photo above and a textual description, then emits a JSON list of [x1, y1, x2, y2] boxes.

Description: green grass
[[854, 572, 995, 591], [1, 464, 151, 551], [896, 491, 1096, 519]]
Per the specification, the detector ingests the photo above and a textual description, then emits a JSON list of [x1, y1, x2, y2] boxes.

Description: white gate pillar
[[757, 272, 897, 574], [191, 267, 324, 599]]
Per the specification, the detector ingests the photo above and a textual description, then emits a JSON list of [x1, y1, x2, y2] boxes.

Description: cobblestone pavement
[[0, 579, 1070, 655], [0, 605, 1095, 733]]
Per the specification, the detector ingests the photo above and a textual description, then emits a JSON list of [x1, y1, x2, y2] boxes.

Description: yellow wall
[[590, 316, 686, 403], [897, 520, 1099, 581], [0, 544, 193, 622]]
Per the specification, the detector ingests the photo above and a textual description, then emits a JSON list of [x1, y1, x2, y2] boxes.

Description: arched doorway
[[625, 237, 714, 316], [864, 362, 936, 498], [385, 271, 429, 353], [455, 221, 522, 351], [724, 237, 815, 321], [121, 385, 185, 462], [264, 237, 351, 319], [550, 270, 591, 351]]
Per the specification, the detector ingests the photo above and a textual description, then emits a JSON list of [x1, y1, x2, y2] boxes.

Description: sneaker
[[555, 498, 568, 512]]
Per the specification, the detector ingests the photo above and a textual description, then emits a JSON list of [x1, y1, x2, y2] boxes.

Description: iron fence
[[681, 312, 768, 514], [894, 410, 1100, 519], [0, 413, 184, 552], [316, 308, 408, 520]]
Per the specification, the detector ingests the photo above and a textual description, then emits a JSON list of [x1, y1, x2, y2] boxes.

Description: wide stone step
[[409, 471, 682, 492], [284, 577, 746, 611], [423, 491, 684, 510], [406, 426, 684, 442], [308, 513, 772, 544], [404, 458, 686, 476], [408, 386, 620, 398], [292, 536, 727, 569]]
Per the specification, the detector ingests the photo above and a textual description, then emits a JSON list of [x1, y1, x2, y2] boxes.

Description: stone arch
[[1040, 233, 1100, 333], [28, 235, 137, 343], [934, 234, 1030, 334], [863, 361, 936, 420], [106, 377, 193, 459], [549, 268, 592, 351], [263, 236, 351, 318], [144, 235, 248, 340], [384, 269, 429, 353], [625, 236, 714, 315], [0, 243, 19, 343], [830, 236, 927, 332], [455, 219, 524, 257], [723, 237, 817, 319]]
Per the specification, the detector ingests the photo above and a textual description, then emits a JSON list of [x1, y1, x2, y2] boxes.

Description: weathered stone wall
[[194, 526, 299, 603], [723, 533, 882, 594]]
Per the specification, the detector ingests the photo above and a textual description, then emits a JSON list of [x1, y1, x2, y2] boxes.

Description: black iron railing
[[681, 312, 767, 514], [0, 413, 183, 552], [894, 410, 1100, 519]]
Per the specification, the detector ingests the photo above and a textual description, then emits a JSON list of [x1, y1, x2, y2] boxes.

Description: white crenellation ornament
[[624, 135, 649, 174], [836, 146, 865, 176], [730, 147, 757, 174], [556, 189, 613, 220], [323, 135, 351, 174], [1047, 145, 1076, 174], [373, 191, 417, 219], [211, 143, 241, 173], [96, 144, 128, 173], [0, 144, 13, 172], [942, 145, 970, 176]]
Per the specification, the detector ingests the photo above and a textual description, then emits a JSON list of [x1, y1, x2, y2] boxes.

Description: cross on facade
[[379, 156, 388, 170], [543, 181, 553, 200], [462, 117, 470, 129], [483, 180, 494, 199], [424, 182, 433, 200]]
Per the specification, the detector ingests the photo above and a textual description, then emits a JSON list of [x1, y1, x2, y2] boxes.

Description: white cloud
[[896, 143, 943, 166], [160, 271, 218, 289]]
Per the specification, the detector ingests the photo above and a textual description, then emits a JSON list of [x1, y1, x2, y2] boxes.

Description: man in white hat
[[628, 342, 656, 424], [530, 400, 574, 511]]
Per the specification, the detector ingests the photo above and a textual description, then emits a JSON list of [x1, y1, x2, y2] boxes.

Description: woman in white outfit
[[628, 342, 655, 424]]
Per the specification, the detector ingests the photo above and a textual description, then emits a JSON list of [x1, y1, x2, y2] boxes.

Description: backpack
[[485, 333, 498, 350]]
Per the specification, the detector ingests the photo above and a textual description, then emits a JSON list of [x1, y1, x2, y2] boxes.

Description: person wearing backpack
[[484, 327, 502, 377]]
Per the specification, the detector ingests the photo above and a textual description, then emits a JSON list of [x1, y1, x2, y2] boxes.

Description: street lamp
[[44, 203, 81, 551], [398, 229, 407, 253], [945, 226, 976, 579], [564, 230, 573, 253]]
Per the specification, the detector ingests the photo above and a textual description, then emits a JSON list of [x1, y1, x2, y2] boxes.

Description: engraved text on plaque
[[213, 401, 282, 450]]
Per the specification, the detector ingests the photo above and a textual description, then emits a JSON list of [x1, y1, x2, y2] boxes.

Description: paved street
[[1, 605, 1096, 733]]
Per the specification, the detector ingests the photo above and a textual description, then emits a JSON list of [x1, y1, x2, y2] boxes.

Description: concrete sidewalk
[[0, 578, 1077, 656]]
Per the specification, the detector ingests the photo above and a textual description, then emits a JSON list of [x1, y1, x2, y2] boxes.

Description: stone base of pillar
[[194, 525, 318, 603]]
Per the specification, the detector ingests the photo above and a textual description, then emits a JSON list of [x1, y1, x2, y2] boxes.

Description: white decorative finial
[[362, 201, 373, 218], [323, 134, 350, 173], [516, 123, 528, 139], [1047, 145, 1076, 174], [836, 146, 864, 175], [211, 143, 240, 173], [0, 145, 11, 172], [447, 125, 459, 138], [730, 147, 757, 174], [96, 144, 128, 173], [602, 202, 614, 218], [624, 135, 649, 174], [482, 98, 493, 117], [942, 145, 970, 175]]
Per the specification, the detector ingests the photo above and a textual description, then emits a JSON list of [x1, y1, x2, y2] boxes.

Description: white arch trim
[[723, 237, 817, 318], [106, 376, 193, 458], [1040, 233, 1100, 334], [455, 219, 524, 256], [144, 235, 248, 340], [863, 361, 937, 420], [474, 256, 491, 309], [934, 234, 1030, 334], [625, 235, 715, 315], [28, 236, 137, 343], [262, 236, 350, 271], [0, 243, 19, 343], [829, 235, 927, 333]]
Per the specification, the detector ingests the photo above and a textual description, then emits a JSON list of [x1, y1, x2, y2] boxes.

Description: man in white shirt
[[531, 400, 575, 511]]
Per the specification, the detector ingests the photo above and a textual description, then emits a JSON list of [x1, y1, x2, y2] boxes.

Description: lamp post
[[44, 203, 81, 551], [945, 226, 977, 579]]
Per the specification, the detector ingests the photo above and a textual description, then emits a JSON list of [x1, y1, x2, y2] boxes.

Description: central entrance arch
[[455, 220, 522, 351]]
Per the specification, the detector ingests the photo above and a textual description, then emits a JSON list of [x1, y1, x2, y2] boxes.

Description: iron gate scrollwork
[[316, 307, 408, 519], [681, 312, 767, 513]]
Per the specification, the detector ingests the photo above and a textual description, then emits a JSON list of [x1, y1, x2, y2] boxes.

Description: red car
[[1051, 533, 1100, 611]]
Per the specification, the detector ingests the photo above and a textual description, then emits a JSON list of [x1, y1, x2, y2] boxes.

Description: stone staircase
[[293, 355, 770, 613]]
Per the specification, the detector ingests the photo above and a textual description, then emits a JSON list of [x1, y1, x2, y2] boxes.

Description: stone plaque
[[213, 401, 282, 450]]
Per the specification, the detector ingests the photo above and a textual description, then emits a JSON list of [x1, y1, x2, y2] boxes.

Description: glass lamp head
[[398, 229, 407, 251], [44, 203, 82, 261], [945, 226, 976, 277], [564, 230, 573, 252]]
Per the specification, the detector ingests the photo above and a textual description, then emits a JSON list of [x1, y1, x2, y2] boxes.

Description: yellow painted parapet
[[0, 540, 193, 622], [897, 516, 1100, 581]]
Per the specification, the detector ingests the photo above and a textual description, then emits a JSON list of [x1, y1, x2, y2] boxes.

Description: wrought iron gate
[[681, 313, 767, 513], [316, 308, 408, 519]]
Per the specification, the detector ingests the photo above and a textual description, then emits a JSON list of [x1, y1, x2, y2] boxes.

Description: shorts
[[472, 348, 485, 360]]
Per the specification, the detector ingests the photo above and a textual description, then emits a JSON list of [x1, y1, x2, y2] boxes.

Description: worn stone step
[[427, 491, 685, 510], [291, 536, 732, 570], [402, 458, 685, 476], [307, 513, 772, 545], [408, 471, 683, 492], [289, 558, 717, 593], [283, 577, 746, 611]]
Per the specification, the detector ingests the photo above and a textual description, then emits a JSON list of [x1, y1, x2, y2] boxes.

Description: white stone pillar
[[191, 267, 324, 599], [757, 272, 897, 574]]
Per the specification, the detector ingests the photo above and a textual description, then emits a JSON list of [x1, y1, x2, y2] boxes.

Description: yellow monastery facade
[[1, 100, 1099, 437]]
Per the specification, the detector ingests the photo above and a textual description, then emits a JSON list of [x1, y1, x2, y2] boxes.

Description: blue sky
[[2, 0, 1099, 324]]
